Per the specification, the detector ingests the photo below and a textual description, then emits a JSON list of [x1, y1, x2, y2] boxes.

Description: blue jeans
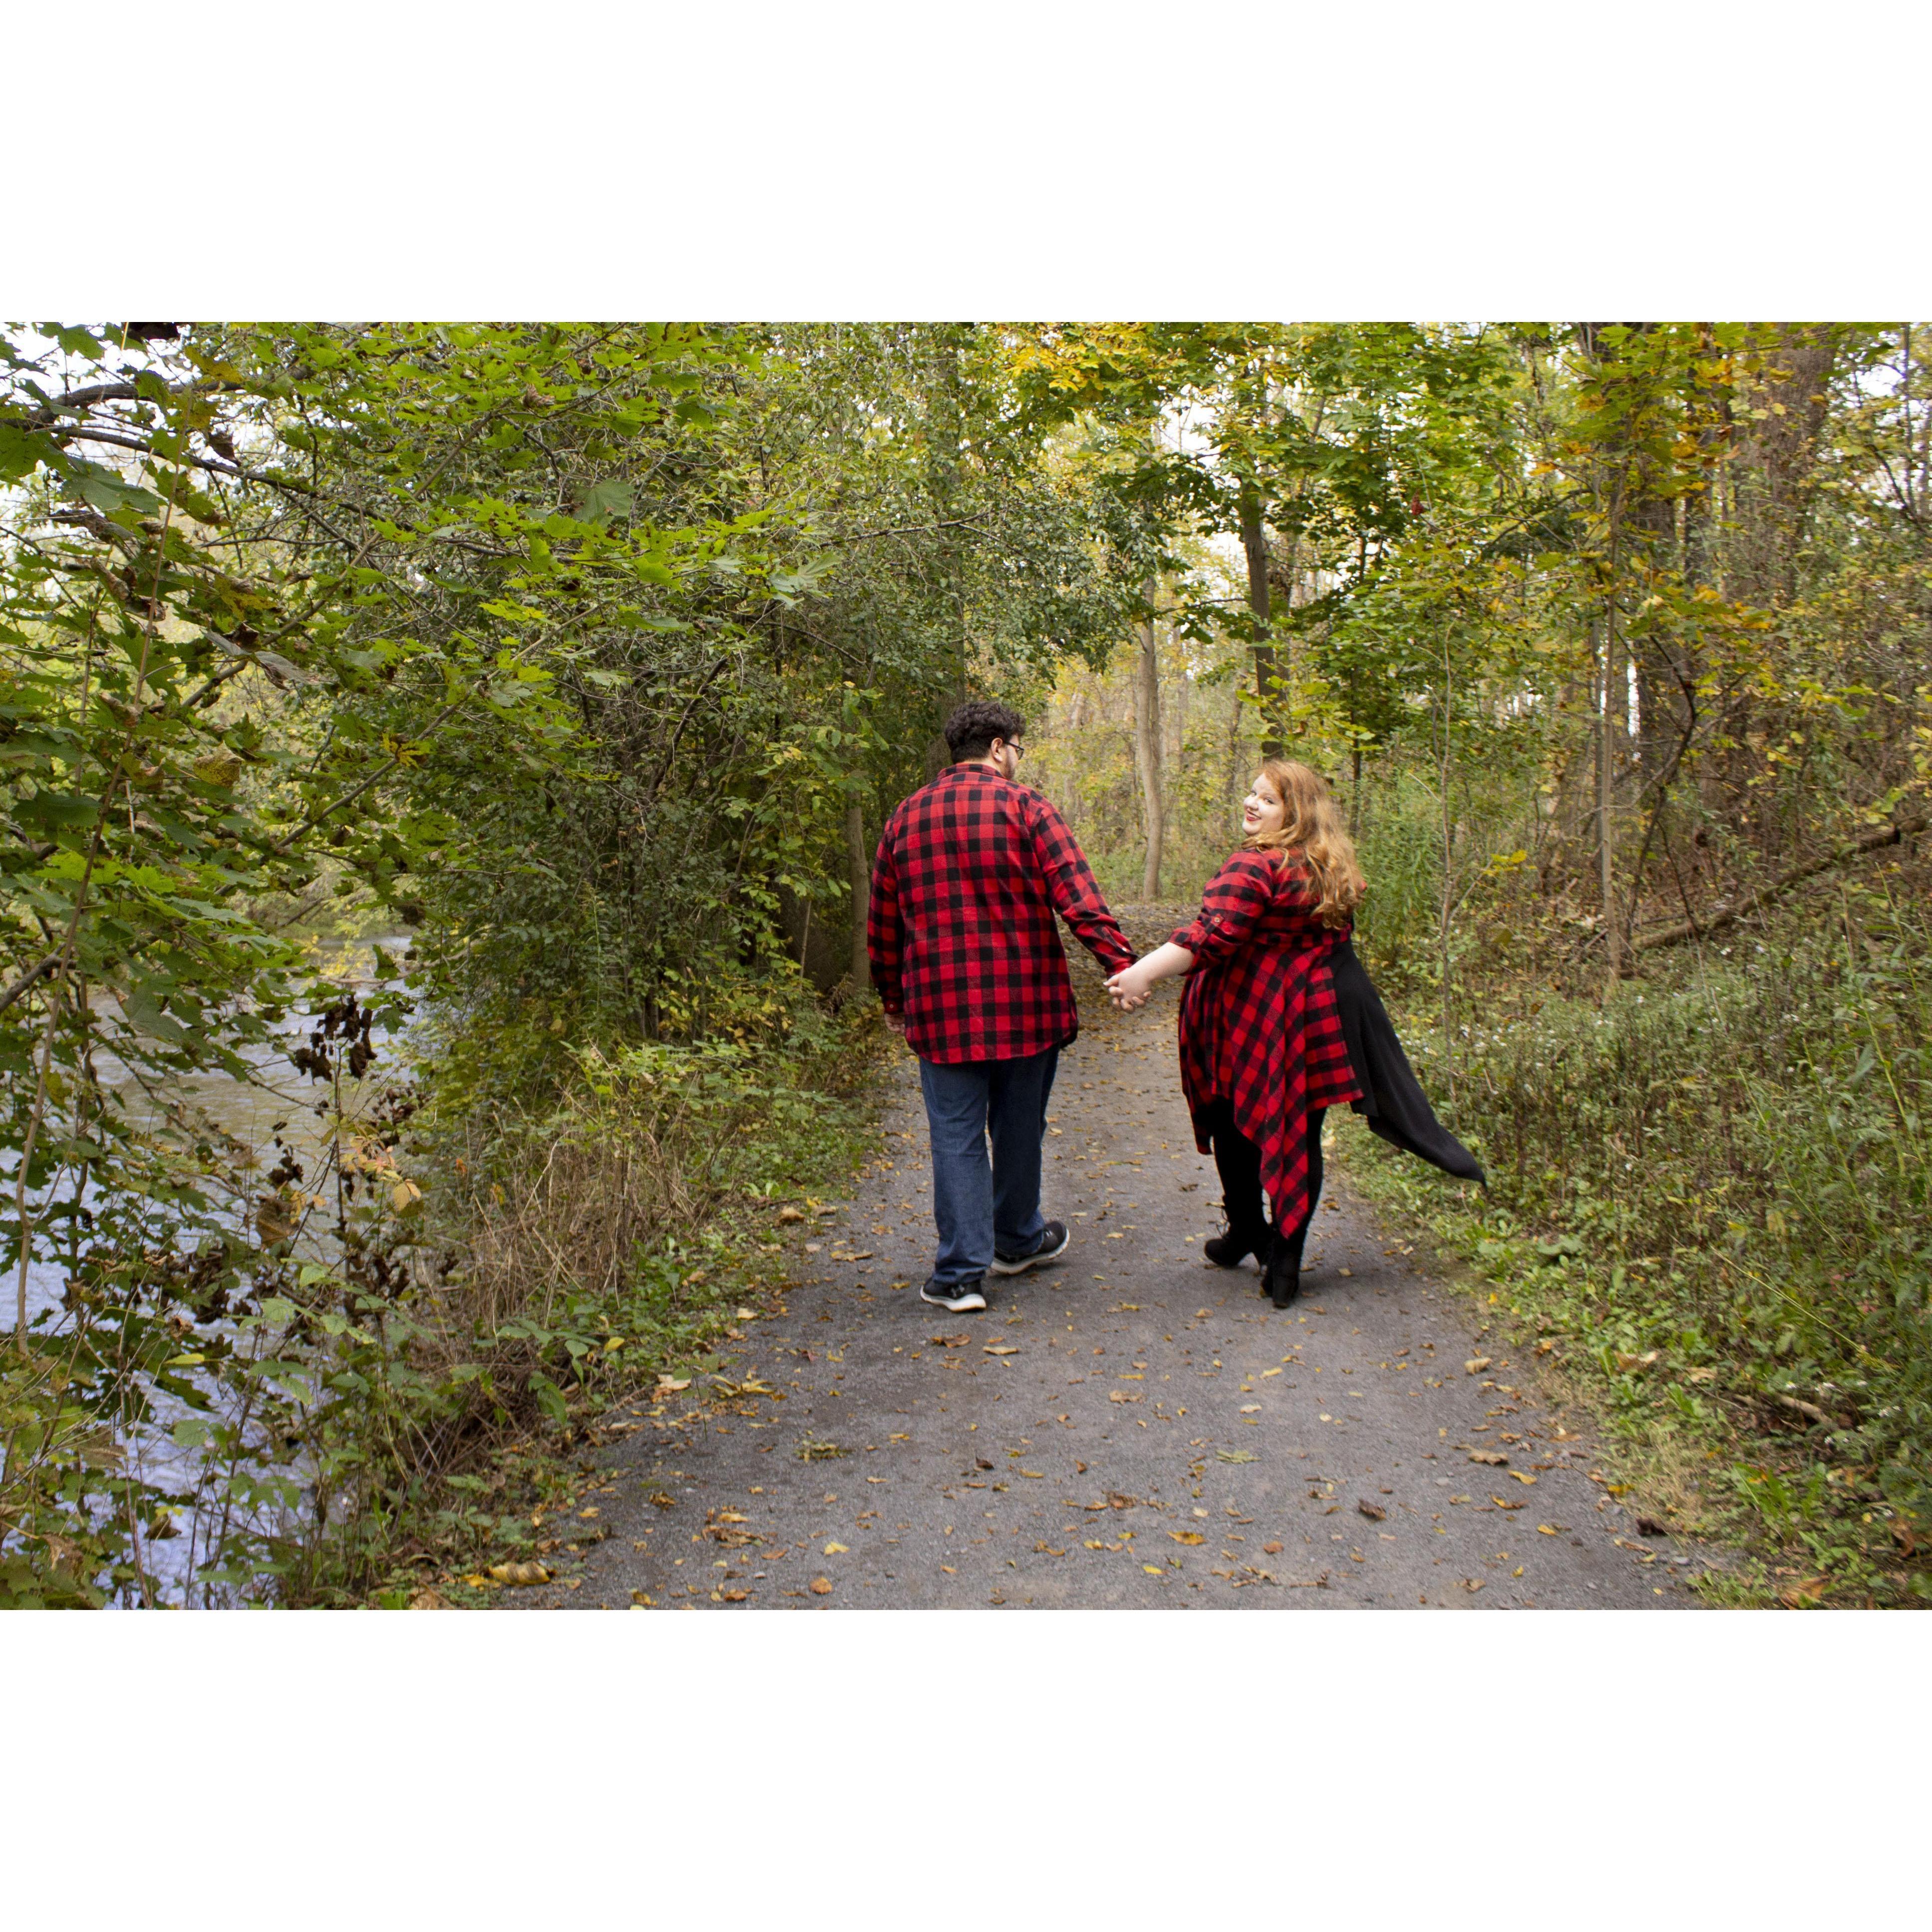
[[917, 1047, 1059, 1285]]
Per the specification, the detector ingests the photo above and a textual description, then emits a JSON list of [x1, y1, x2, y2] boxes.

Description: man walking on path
[[867, 699, 1137, 1312]]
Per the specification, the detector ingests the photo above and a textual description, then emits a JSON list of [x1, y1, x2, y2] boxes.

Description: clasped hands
[[1106, 941, 1192, 1012], [1105, 960, 1158, 1011]]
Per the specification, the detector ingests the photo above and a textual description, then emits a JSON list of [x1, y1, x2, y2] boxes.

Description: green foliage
[[0, 321, 1124, 1603], [1342, 886, 1932, 1605]]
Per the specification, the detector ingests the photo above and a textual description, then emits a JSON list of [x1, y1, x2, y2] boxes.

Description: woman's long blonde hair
[[1244, 758, 1366, 929]]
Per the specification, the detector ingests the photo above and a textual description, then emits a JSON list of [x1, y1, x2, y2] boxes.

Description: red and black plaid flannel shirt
[[868, 763, 1135, 1064], [1174, 848, 1362, 1233]]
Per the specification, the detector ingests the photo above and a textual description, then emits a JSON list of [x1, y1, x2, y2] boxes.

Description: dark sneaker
[[920, 1276, 988, 1312], [989, 1221, 1070, 1276]]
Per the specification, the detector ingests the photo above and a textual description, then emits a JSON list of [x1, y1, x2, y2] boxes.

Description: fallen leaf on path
[[716, 1589, 749, 1602], [1143, 1565, 1166, 1576], [1338, 1268, 1352, 1278], [1509, 1471, 1537, 1485], [975, 1457, 994, 1470], [656, 1376, 691, 1392], [1465, 1356, 1492, 1375], [809, 1578, 833, 1595], [630, 1591, 655, 1607], [1217, 1450, 1257, 1464], [777, 1206, 805, 1224], [1462, 1578, 1485, 1592], [1536, 1524, 1563, 1535], [822, 1542, 849, 1554], [1019, 1469, 1045, 1479], [486, 1561, 551, 1587], [1492, 1497, 1525, 1511], [1169, 1531, 1205, 1545], [984, 1344, 1019, 1356], [940, 1565, 957, 1574], [931, 1334, 969, 1347], [648, 1492, 676, 1510], [1357, 1500, 1386, 1522], [1263, 1542, 1283, 1555], [408, 1589, 452, 1610], [1468, 1449, 1509, 1466], [1034, 1542, 1066, 1555]]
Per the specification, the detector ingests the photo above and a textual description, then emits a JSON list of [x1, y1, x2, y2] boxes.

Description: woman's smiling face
[[1243, 770, 1287, 838]]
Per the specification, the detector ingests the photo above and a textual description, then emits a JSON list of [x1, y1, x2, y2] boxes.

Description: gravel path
[[518, 922, 1700, 1612]]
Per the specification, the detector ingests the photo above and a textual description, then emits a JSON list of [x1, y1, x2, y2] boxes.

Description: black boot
[[1203, 1203, 1269, 1269], [1265, 1230, 1303, 1308]]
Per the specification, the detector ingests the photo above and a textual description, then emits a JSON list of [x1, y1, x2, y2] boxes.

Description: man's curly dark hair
[[943, 699, 1025, 763]]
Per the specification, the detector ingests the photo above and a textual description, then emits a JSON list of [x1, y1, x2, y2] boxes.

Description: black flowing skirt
[[1327, 941, 1486, 1186]]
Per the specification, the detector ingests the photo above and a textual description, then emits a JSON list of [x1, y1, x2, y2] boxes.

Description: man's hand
[[884, 1010, 908, 1037]]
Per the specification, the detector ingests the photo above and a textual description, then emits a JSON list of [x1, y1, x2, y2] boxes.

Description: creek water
[[10, 936, 412, 1602]]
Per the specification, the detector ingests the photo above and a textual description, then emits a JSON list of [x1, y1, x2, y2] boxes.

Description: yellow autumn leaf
[[823, 1541, 849, 1554], [1169, 1531, 1205, 1545], [486, 1561, 551, 1587]]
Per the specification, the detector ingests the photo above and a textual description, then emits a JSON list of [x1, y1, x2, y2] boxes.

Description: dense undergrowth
[[273, 984, 889, 1608], [1339, 881, 1931, 1606]]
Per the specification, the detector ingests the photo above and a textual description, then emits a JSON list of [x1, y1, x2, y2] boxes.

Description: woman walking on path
[[1106, 760, 1363, 1308]]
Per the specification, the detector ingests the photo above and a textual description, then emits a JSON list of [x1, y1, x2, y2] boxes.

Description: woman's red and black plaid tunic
[[1173, 848, 1362, 1232]]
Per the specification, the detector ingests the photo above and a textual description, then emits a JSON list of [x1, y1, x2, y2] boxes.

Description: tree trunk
[[1225, 684, 1245, 822], [1239, 494, 1283, 755], [1131, 586, 1164, 900], [1598, 610, 1623, 986], [845, 798, 871, 989]]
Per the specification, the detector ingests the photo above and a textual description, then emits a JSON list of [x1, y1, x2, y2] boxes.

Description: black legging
[[1205, 1100, 1325, 1270]]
